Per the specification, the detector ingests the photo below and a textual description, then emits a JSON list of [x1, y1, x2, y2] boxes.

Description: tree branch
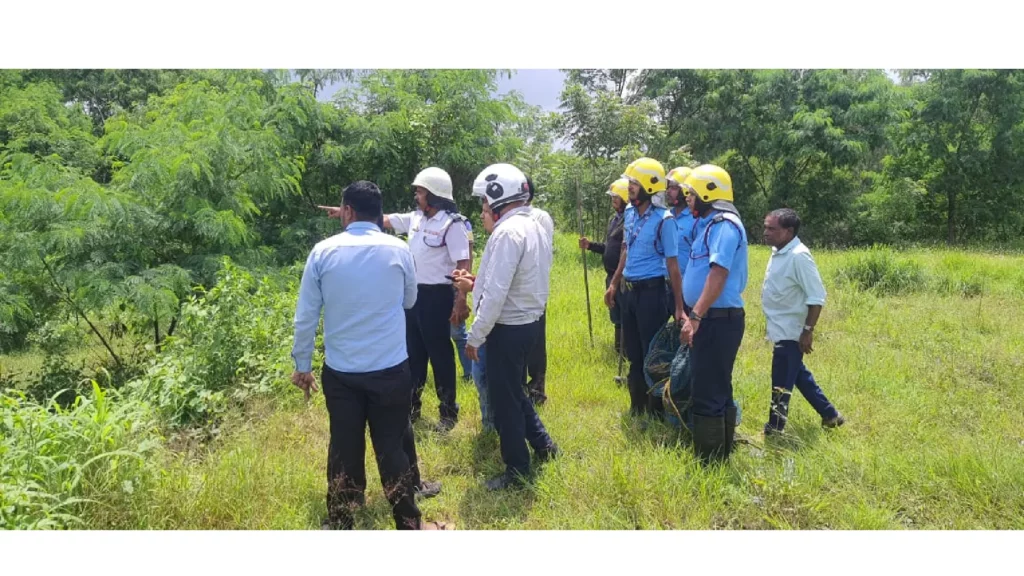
[[38, 252, 122, 368]]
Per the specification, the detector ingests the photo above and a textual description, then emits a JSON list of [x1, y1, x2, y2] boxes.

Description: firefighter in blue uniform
[[665, 166, 698, 319], [605, 158, 685, 418], [680, 164, 749, 464]]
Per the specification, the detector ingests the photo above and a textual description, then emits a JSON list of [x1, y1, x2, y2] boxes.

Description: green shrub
[[125, 258, 297, 430], [834, 247, 928, 296]]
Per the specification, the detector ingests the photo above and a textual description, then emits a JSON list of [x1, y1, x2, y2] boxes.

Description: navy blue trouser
[[621, 278, 669, 414], [766, 340, 839, 431], [526, 312, 547, 403], [690, 313, 745, 418], [487, 321, 554, 476], [407, 284, 459, 421]]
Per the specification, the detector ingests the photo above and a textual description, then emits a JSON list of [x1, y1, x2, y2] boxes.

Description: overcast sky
[[316, 69, 568, 110], [318, 69, 900, 109]]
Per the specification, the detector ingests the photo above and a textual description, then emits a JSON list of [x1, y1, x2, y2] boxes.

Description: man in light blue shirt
[[680, 164, 749, 465], [761, 208, 844, 437], [291, 180, 445, 531], [665, 166, 698, 319]]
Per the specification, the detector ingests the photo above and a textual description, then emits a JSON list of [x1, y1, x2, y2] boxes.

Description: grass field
[[5, 235, 1024, 529]]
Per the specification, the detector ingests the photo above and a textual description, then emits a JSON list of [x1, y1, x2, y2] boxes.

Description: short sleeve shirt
[[388, 209, 471, 285]]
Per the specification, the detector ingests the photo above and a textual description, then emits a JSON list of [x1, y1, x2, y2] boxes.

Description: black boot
[[724, 404, 737, 457], [693, 413, 727, 465], [627, 374, 647, 416]]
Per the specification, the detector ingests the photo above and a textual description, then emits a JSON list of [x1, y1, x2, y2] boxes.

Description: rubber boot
[[724, 404, 737, 458], [693, 413, 726, 465], [627, 373, 647, 416]]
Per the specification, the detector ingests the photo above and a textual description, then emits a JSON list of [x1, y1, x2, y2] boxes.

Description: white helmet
[[472, 163, 531, 210], [412, 167, 454, 201]]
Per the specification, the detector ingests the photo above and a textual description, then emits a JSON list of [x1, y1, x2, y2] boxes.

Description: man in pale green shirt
[[761, 208, 845, 436]]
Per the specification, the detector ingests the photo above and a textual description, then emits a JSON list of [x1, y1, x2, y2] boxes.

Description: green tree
[[886, 69, 1024, 244]]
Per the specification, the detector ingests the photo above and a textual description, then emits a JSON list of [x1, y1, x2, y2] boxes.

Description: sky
[[316, 69, 568, 111], [318, 69, 900, 109]]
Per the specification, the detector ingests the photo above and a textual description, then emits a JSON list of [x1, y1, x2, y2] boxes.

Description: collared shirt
[[622, 204, 678, 281], [672, 207, 697, 277], [467, 206, 552, 348], [683, 209, 748, 309], [291, 222, 417, 374], [528, 206, 555, 245], [762, 237, 826, 342], [388, 209, 471, 285]]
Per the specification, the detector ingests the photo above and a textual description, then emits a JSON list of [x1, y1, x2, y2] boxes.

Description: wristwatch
[[803, 325, 815, 332], [689, 310, 704, 321]]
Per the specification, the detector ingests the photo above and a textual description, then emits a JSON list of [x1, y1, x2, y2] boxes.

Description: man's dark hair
[[526, 176, 536, 204], [342, 180, 383, 222], [769, 208, 801, 236]]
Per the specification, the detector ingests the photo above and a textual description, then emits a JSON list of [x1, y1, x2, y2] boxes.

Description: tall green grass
[[0, 382, 161, 529]]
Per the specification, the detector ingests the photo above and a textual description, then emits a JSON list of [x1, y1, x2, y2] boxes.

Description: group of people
[[293, 164, 556, 530], [580, 159, 845, 465], [290, 156, 846, 530]]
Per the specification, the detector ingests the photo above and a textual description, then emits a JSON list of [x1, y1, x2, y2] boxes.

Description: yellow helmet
[[606, 178, 629, 202], [684, 164, 733, 203], [621, 157, 667, 196], [666, 167, 694, 196]]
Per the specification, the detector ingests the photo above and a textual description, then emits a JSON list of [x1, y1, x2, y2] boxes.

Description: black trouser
[[407, 284, 459, 422], [620, 278, 669, 415], [403, 420, 422, 487], [487, 321, 555, 476], [690, 310, 745, 418], [322, 361, 421, 530], [525, 311, 547, 403]]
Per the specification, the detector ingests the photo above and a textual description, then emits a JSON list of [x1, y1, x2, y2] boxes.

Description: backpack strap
[[653, 208, 670, 257], [436, 212, 466, 248], [699, 211, 745, 254]]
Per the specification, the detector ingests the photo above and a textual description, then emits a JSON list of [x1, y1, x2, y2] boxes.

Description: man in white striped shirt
[[761, 208, 845, 436], [453, 163, 559, 491], [524, 176, 553, 406]]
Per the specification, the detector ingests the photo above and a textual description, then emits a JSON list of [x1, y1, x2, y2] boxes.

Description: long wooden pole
[[575, 173, 594, 347]]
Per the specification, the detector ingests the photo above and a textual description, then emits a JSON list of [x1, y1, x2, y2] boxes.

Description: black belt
[[622, 277, 665, 291], [702, 307, 745, 319]]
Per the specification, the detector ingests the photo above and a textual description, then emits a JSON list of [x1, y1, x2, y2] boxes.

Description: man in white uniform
[[383, 167, 471, 432], [524, 176, 553, 406]]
